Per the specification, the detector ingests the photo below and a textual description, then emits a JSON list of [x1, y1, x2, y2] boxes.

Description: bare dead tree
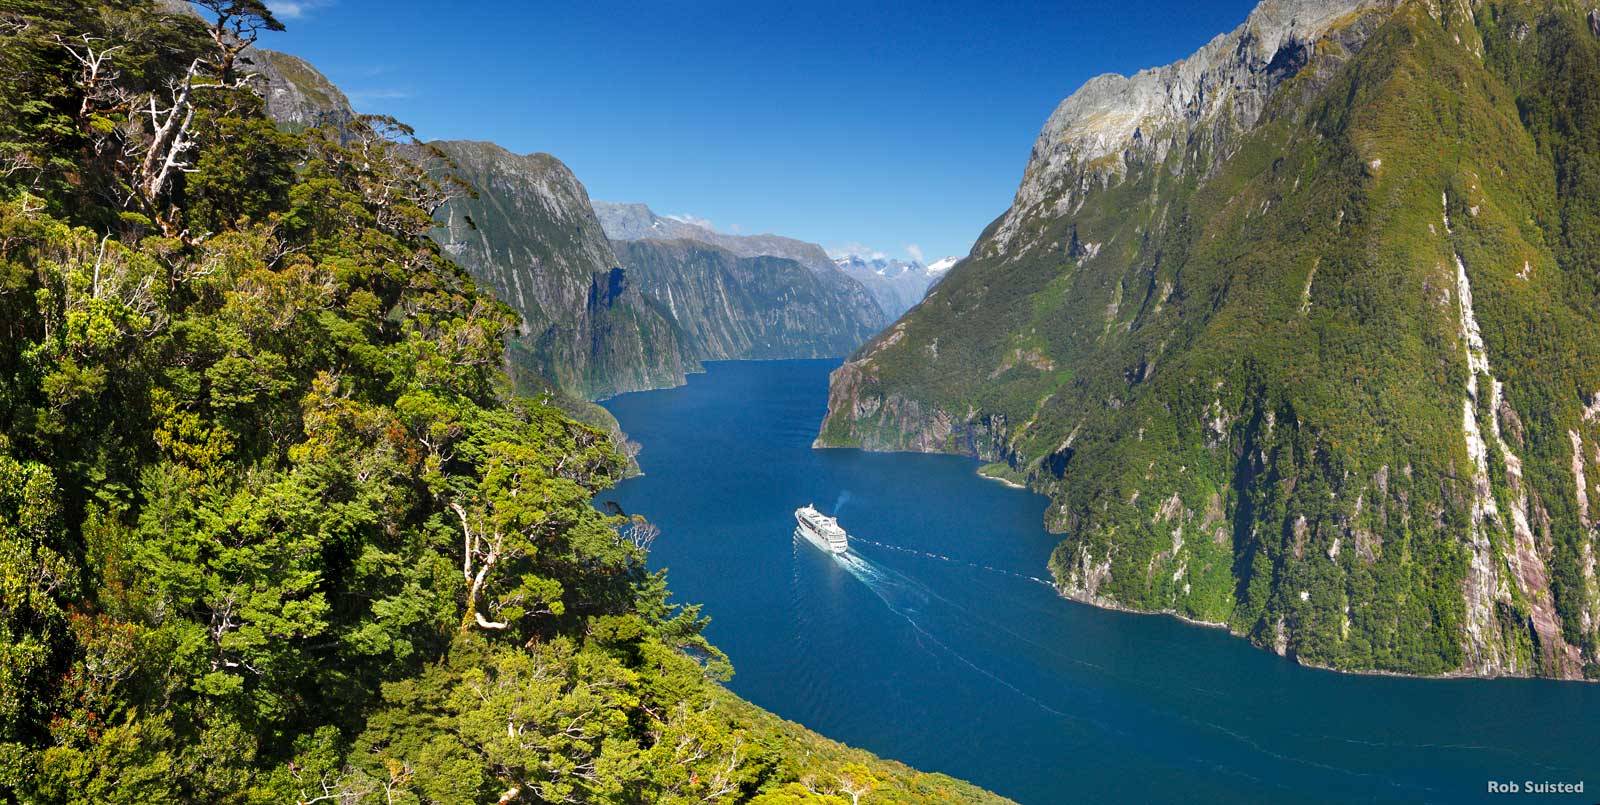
[[447, 495, 557, 632], [123, 58, 245, 236], [133, 60, 202, 211], [190, 0, 284, 84], [621, 515, 660, 552], [325, 116, 475, 238], [289, 764, 379, 805], [800, 774, 834, 797], [53, 33, 125, 121], [835, 769, 874, 805], [1, 151, 40, 195]]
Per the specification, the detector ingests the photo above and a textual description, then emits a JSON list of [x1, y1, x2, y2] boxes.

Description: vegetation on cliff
[[0, 2, 1012, 801], [818, 0, 1600, 680], [422, 142, 692, 403]]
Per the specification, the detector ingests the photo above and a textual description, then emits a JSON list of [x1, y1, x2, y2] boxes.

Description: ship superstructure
[[794, 505, 849, 554]]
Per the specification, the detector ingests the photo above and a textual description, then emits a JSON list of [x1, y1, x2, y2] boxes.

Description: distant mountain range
[[594, 202, 842, 274], [832, 254, 957, 320], [614, 238, 883, 362], [595, 200, 953, 321], [595, 201, 886, 361]]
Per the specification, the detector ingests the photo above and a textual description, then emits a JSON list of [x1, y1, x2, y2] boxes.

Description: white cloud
[[905, 244, 924, 262], [665, 213, 715, 231], [346, 88, 414, 103], [825, 241, 876, 259], [827, 242, 887, 260], [272, 1, 330, 20]]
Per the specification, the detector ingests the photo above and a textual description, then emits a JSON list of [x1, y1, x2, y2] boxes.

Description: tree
[[834, 764, 880, 805], [190, 0, 283, 84]]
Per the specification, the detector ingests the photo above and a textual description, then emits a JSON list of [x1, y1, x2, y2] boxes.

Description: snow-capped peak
[[927, 256, 959, 274]]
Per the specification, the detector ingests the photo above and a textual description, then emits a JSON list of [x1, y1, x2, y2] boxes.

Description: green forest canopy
[[0, 2, 1007, 802]]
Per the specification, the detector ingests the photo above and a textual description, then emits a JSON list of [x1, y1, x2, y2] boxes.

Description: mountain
[[595, 201, 886, 325], [834, 253, 958, 320], [596, 201, 837, 272], [614, 239, 884, 360], [818, 0, 1600, 680], [248, 49, 355, 131], [245, 52, 656, 434], [596, 200, 888, 354], [240, 57, 697, 409], [422, 143, 690, 402]]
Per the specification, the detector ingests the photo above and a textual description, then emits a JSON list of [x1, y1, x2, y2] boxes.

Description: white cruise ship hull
[[794, 505, 849, 554], [796, 523, 847, 555]]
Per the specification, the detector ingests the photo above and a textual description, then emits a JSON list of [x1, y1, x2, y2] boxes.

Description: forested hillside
[[0, 2, 1010, 802], [819, 0, 1600, 679]]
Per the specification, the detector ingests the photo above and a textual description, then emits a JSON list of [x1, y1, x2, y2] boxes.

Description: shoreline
[[810, 420, 1596, 684], [976, 468, 1027, 489], [1053, 585, 1595, 684]]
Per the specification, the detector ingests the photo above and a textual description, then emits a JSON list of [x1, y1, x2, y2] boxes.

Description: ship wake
[[849, 537, 1053, 587], [825, 548, 1073, 721]]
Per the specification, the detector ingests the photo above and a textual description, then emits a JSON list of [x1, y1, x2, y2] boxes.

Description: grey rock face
[[991, 0, 1392, 255], [248, 50, 355, 131], [591, 202, 705, 242], [426, 142, 690, 400], [595, 200, 887, 330], [615, 239, 883, 361], [594, 201, 836, 274]]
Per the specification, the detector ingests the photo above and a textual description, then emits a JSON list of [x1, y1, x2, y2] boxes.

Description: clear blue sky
[[256, 0, 1257, 263]]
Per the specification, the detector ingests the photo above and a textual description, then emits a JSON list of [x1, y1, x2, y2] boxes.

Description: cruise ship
[[794, 505, 849, 554]]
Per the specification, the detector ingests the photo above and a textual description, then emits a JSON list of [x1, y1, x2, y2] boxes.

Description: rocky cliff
[[248, 49, 355, 131], [426, 142, 691, 401], [818, 0, 1600, 680], [597, 201, 831, 270], [615, 239, 883, 361], [595, 201, 887, 331]]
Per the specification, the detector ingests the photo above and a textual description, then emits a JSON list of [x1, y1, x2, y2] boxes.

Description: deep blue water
[[601, 359, 1600, 804]]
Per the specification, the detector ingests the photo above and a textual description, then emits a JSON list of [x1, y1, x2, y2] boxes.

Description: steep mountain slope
[[596, 200, 887, 330], [615, 239, 883, 360], [834, 253, 956, 319], [243, 59, 686, 404], [244, 49, 676, 430], [249, 49, 354, 131], [818, 0, 1600, 679], [425, 142, 691, 401]]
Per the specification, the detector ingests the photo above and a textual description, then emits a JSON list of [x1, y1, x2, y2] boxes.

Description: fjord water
[[602, 360, 1599, 804]]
